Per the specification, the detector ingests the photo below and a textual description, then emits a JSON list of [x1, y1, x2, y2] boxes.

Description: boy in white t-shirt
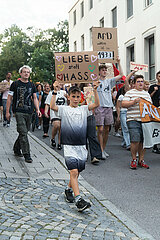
[[45, 81, 67, 150], [50, 81, 100, 212]]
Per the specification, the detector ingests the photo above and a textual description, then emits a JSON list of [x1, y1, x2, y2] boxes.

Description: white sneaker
[[7, 124, 10, 127], [115, 132, 121, 137], [102, 152, 106, 159], [103, 151, 109, 157], [38, 126, 41, 130]]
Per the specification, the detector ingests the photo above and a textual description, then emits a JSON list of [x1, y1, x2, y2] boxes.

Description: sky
[[0, 0, 76, 33]]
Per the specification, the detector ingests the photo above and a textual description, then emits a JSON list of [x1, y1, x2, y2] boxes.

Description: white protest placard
[[130, 62, 148, 72]]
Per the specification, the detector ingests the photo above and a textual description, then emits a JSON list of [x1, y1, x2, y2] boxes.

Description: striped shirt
[[123, 89, 152, 122]]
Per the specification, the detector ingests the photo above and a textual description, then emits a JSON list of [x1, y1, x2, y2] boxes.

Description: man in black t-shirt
[[6, 65, 41, 163], [148, 71, 160, 154]]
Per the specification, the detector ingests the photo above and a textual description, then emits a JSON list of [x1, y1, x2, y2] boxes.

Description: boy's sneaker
[[50, 139, 56, 148], [65, 189, 75, 203], [138, 160, 149, 169], [3, 121, 7, 127], [91, 157, 100, 164], [76, 198, 91, 212], [57, 144, 62, 150], [130, 160, 137, 170]]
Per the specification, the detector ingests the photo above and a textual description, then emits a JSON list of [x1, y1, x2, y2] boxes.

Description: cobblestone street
[[0, 120, 155, 240]]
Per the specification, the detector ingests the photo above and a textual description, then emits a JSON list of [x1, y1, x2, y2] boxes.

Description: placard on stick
[[55, 51, 99, 83], [130, 62, 148, 72], [92, 27, 118, 63]]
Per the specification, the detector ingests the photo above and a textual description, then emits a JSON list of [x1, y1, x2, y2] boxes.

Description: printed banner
[[139, 98, 160, 148], [55, 51, 99, 83], [130, 62, 148, 72], [92, 27, 118, 63]]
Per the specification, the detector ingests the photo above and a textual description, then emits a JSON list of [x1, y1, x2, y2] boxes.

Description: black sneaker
[[65, 189, 75, 203], [24, 154, 33, 163], [50, 139, 56, 148], [152, 148, 160, 154], [76, 198, 91, 212], [14, 150, 23, 157], [57, 144, 62, 150]]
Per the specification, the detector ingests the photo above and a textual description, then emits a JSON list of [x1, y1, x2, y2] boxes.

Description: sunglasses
[[136, 80, 144, 83]]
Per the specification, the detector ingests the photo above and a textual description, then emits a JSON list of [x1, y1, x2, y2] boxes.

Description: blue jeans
[[120, 110, 130, 147], [2, 99, 11, 124]]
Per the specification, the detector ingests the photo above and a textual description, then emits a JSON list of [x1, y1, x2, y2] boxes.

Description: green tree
[[0, 25, 33, 81], [0, 20, 69, 83]]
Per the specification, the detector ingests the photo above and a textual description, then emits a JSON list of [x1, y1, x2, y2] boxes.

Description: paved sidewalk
[[0, 119, 155, 240]]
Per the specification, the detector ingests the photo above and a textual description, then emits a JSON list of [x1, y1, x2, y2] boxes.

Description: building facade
[[69, 0, 160, 82]]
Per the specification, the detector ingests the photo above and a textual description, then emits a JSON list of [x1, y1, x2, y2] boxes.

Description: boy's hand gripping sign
[[55, 51, 99, 83]]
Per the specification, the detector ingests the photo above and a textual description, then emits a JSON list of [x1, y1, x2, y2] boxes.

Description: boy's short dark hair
[[156, 71, 160, 78], [99, 64, 107, 72], [68, 86, 81, 96], [133, 75, 144, 84]]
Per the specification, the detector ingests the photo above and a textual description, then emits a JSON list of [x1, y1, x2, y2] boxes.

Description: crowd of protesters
[[0, 63, 160, 212]]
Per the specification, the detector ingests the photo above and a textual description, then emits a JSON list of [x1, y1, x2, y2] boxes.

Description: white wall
[[69, 0, 160, 80]]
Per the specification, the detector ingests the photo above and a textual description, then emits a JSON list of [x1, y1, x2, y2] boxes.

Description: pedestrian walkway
[[0, 119, 155, 240]]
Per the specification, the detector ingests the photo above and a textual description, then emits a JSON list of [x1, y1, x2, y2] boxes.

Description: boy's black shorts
[[65, 157, 85, 172]]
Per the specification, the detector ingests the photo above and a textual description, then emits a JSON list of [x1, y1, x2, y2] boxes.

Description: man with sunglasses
[[122, 75, 152, 170]]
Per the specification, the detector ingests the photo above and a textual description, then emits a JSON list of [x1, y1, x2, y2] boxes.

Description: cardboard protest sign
[[139, 98, 160, 148], [92, 27, 118, 63], [55, 51, 99, 83], [130, 62, 148, 72], [84, 86, 95, 105]]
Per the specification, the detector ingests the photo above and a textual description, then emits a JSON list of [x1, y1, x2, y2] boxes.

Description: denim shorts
[[65, 157, 85, 172], [94, 107, 114, 126], [127, 120, 143, 143]]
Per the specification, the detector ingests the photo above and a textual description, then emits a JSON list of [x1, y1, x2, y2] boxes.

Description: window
[[100, 17, 104, 27], [89, 27, 92, 47], [145, 0, 152, 7], [74, 41, 77, 52], [73, 10, 76, 26], [127, 0, 133, 19], [149, 36, 155, 80], [126, 44, 135, 74], [89, 0, 93, 9], [81, 34, 85, 51], [112, 7, 117, 27], [81, 1, 84, 18]]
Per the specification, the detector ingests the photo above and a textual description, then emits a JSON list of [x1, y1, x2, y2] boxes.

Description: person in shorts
[[50, 81, 100, 212], [122, 75, 152, 169], [95, 57, 124, 158], [45, 80, 67, 150]]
